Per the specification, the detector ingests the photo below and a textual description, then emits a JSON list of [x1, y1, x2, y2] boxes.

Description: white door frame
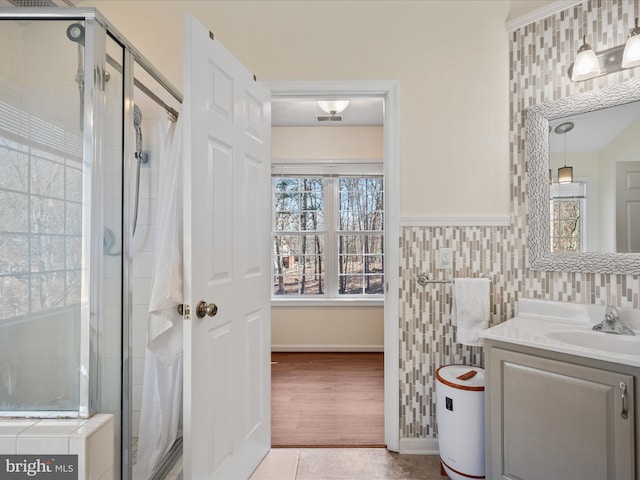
[[265, 80, 400, 452]]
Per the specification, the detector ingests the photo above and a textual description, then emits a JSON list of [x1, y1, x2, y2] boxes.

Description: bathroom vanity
[[481, 299, 640, 480]]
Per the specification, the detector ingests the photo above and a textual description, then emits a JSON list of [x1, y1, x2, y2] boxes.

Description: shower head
[[66, 23, 85, 45], [133, 104, 142, 127]]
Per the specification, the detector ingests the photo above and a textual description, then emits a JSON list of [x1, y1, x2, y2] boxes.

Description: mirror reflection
[[548, 101, 640, 253]]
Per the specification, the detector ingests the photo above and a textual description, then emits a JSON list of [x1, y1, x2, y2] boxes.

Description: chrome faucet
[[592, 306, 635, 335]]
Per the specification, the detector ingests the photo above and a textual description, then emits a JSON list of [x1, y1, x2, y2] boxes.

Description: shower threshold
[[0, 411, 81, 419]]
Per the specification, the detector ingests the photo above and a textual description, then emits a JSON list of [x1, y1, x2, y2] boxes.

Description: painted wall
[[272, 125, 384, 349], [77, 0, 511, 218], [272, 126, 383, 160]]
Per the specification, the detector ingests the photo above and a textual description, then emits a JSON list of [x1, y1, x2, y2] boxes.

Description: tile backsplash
[[399, 0, 640, 439]]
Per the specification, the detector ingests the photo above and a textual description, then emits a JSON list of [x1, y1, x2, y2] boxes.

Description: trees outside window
[[550, 182, 586, 253], [272, 175, 384, 298]]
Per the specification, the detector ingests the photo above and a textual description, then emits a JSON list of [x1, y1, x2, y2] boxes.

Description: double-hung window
[[272, 165, 383, 300], [550, 181, 586, 253]]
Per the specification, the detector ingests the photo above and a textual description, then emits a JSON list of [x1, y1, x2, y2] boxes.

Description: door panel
[[183, 14, 271, 479], [616, 161, 640, 252]]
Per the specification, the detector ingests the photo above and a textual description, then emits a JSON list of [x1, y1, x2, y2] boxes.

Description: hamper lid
[[435, 364, 485, 391]]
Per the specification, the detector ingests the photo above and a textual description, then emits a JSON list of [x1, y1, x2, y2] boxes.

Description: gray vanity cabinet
[[485, 345, 635, 480]]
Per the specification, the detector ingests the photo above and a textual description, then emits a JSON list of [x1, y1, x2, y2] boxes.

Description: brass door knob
[[196, 301, 218, 318]]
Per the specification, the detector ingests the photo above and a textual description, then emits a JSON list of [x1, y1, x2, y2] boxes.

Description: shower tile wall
[[399, 0, 640, 439], [131, 88, 163, 437]]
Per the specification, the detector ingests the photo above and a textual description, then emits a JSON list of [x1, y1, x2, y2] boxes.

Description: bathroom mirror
[[526, 79, 640, 274]]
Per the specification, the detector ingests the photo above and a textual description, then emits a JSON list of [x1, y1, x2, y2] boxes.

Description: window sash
[[272, 174, 384, 299]]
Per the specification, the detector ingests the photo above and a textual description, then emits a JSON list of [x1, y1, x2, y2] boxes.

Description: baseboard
[[399, 437, 439, 455], [271, 345, 384, 352]]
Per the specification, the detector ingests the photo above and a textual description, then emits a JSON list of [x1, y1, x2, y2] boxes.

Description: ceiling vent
[[6, 0, 74, 6], [316, 115, 343, 123]]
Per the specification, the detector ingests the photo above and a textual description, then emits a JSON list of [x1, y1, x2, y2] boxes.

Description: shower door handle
[[196, 301, 218, 318]]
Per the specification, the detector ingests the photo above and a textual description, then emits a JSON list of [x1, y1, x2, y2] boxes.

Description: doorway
[[266, 81, 400, 451]]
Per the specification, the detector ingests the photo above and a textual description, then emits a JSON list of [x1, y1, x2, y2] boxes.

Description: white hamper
[[436, 365, 485, 480]]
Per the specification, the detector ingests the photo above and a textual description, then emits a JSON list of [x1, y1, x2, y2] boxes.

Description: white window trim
[[272, 162, 384, 303]]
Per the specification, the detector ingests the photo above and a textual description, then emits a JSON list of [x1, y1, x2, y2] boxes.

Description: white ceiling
[[549, 100, 640, 153], [272, 98, 384, 127]]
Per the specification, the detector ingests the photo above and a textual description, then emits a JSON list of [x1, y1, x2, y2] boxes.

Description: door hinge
[[386, 282, 389, 293]]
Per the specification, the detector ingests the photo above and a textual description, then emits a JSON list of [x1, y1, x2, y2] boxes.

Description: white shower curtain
[[133, 115, 184, 480]]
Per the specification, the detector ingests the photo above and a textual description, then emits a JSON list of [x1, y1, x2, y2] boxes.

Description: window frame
[[549, 180, 587, 253], [271, 160, 384, 306]]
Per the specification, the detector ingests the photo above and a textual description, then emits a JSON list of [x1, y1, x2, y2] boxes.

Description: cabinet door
[[488, 348, 634, 480]]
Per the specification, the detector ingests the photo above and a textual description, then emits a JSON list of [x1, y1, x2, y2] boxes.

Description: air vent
[[7, 0, 58, 6], [316, 115, 343, 123]]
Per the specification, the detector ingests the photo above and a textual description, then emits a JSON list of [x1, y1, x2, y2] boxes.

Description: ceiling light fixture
[[622, 17, 640, 68], [317, 100, 350, 115], [570, 18, 640, 81], [555, 122, 574, 184]]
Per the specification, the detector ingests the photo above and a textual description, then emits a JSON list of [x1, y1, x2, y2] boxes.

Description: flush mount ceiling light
[[622, 17, 640, 68], [570, 18, 640, 81], [555, 122, 574, 184], [317, 100, 350, 115], [571, 36, 601, 81]]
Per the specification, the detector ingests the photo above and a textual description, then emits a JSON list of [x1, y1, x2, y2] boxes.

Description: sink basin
[[546, 329, 640, 355]]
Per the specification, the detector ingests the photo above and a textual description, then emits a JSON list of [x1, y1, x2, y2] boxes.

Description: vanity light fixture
[[622, 17, 640, 68], [570, 18, 640, 81], [571, 36, 601, 81], [555, 122, 574, 184], [317, 100, 350, 115]]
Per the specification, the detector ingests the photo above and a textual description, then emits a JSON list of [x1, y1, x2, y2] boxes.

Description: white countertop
[[480, 299, 640, 368]]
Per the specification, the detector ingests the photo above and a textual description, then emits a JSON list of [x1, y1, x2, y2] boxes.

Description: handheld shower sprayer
[[133, 104, 143, 159], [132, 104, 148, 237]]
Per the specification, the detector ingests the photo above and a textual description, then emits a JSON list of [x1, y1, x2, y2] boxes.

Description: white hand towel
[[450, 278, 490, 346], [147, 116, 184, 365]]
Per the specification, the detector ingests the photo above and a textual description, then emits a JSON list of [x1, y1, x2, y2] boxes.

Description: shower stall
[[0, 7, 182, 478]]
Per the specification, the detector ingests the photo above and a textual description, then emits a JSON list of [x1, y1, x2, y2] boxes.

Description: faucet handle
[[605, 305, 620, 319]]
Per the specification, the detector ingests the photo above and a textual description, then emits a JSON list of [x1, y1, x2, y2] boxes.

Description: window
[[272, 174, 384, 299], [0, 100, 83, 322], [550, 182, 586, 253]]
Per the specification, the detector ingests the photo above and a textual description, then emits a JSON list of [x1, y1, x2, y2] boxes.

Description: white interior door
[[616, 161, 640, 253], [183, 15, 271, 479]]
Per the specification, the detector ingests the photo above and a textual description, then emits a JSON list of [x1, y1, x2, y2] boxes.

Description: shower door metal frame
[[0, 8, 183, 480], [0, 7, 107, 420]]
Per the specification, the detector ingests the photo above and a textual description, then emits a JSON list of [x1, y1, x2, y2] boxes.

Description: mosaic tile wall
[[399, 0, 640, 439]]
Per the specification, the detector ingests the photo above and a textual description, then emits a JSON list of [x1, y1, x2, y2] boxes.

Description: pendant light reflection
[[622, 17, 640, 68], [555, 122, 574, 184], [571, 36, 601, 81]]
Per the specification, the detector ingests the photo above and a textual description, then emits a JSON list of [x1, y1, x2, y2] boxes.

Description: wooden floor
[[271, 352, 385, 448]]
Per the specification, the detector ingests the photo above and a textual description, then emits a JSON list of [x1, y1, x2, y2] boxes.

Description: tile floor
[[249, 448, 445, 480], [158, 448, 444, 479]]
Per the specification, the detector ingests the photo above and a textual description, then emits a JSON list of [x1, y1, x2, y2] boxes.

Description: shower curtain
[[133, 115, 184, 479]]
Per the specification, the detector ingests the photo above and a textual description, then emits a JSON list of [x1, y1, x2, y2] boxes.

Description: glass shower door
[[0, 19, 86, 414]]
